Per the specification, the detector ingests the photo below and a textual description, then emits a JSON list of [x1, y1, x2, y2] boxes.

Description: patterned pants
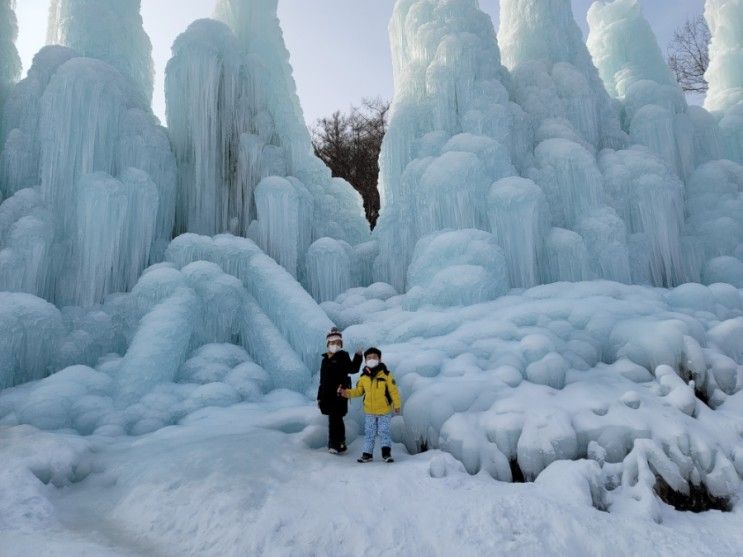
[[363, 414, 392, 454]]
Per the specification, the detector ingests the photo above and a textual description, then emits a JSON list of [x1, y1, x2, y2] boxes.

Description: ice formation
[[0, 7, 176, 305], [373, 0, 519, 291], [705, 0, 743, 113], [165, 0, 369, 285], [2, 0, 743, 528], [46, 0, 154, 104], [371, 0, 743, 296], [704, 0, 743, 166]]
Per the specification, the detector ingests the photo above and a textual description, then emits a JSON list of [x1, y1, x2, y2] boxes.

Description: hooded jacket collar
[[364, 362, 388, 378]]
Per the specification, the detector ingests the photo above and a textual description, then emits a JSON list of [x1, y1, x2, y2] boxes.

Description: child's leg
[[379, 414, 392, 450], [362, 415, 378, 455]]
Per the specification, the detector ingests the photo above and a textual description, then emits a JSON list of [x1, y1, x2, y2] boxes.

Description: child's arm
[[388, 373, 402, 412], [340, 379, 365, 399]]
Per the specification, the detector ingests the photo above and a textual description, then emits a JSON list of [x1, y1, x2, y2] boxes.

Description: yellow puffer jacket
[[346, 365, 401, 415]]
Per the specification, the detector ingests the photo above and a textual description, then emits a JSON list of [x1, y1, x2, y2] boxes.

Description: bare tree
[[312, 98, 390, 228], [667, 15, 711, 94]]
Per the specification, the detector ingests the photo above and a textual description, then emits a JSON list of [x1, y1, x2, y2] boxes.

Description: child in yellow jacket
[[340, 347, 401, 463]]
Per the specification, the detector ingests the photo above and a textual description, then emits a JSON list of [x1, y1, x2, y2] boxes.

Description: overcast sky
[[14, 0, 705, 125]]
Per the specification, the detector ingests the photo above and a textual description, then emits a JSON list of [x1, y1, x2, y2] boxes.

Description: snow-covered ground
[[3, 278, 743, 557], [2, 393, 742, 557]]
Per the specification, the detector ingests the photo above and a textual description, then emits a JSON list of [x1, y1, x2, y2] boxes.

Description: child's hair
[[364, 347, 382, 358]]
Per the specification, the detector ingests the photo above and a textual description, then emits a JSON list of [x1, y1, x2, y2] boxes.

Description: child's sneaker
[[328, 447, 339, 455], [357, 453, 373, 463], [382, 447, 394, 463]]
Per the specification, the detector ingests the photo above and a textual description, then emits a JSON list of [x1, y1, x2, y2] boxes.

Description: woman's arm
[[350, 352, 363, 374]]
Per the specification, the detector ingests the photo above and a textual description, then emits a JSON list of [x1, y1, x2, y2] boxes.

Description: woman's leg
[[328, 413, 344, 449]]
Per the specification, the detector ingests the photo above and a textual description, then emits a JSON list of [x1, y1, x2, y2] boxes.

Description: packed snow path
[[2, 396, 743, 557]]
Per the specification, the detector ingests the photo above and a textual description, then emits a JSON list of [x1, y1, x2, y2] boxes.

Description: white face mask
[[366, 359, 380, 369], [328, 345, 341, 354]]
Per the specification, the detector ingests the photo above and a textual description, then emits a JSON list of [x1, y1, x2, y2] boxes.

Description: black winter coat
[[317, 350, 362, 416]]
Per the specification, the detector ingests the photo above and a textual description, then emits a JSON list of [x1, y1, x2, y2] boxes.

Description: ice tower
[[373, 0, 521, 292], [47, 0, 154, 104], [165, 0, 369, 285]]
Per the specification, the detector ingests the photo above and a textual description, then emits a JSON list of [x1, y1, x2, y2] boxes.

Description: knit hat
[[364, 347, 381, 358], [326, 327, 343, 344]]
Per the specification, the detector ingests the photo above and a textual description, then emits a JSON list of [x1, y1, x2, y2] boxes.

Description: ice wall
[[166, 0, 369, 285], [0, 12, 176, 305], [0, 0, 21, 121], [47, 0, 154, 104], [374, 0, 735, 293]]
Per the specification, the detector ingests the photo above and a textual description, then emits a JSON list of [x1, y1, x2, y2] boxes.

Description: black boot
[[357, 452, 373, 463], [382, 447, 394, 463]]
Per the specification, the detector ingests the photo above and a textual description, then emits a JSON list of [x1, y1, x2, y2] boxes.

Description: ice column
[[374, 0, 520, 291], [47, 0, 154, 104], [0, 0, 21, 126], [705, 0, 743, 113], [705, 0, 743, 163], [165, 19, 243, 237], [488, 177, 549, 288]]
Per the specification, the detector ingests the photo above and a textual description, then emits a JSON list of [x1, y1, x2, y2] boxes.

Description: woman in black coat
[[317, 328, 362, 453]]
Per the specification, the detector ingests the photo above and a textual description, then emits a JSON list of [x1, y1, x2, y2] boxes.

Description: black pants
[[328, 413, 346, 449]]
